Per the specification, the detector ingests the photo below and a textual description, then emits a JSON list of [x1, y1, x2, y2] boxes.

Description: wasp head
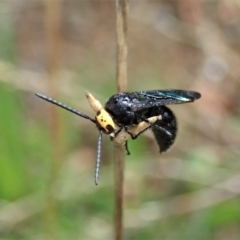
[[95, 109, 115, 134]]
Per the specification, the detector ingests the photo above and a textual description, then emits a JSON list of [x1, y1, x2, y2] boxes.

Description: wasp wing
[[129, 90, 201, 111]]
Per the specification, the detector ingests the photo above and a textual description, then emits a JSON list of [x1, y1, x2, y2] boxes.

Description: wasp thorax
[[96, 109, 115, 134]]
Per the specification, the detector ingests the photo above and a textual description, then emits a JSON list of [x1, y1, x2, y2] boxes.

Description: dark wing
[[127, 90, 201, 111]]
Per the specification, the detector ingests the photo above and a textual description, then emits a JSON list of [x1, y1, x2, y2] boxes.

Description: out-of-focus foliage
[[0, 0, 240, 239]]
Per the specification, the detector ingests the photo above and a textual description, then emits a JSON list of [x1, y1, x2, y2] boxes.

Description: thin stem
[[116, 0, 128, 92], [114, 144, 125, 240], [114, 0, 129, 239], [44, 0, 62, 238]]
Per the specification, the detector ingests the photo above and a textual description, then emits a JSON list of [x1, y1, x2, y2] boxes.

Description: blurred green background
[[1, 0, 240, 239]]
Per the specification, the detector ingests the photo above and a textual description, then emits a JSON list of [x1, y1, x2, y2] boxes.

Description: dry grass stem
[[115, 0, 129, 238]]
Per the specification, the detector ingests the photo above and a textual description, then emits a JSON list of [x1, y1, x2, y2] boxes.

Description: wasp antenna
[[35, 93, 96, 123], [95, 131, 103, 185]]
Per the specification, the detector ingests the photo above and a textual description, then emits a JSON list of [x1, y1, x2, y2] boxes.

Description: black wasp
[[35, 89, 201, 185]]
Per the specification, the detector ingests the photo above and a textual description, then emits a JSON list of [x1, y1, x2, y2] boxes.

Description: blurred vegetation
[[0, 0, 240, 239]]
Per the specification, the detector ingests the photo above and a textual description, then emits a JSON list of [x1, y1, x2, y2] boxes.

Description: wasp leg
[[123, 125, 139, 140], [125, 141, 131, 155], [136, 114, 172, 136], [136, 114, 153, 126], [113, 125, 139, 140], [132, 126, 151, 139], [114, 127, 123, 137], [123, 123, 150, 140]]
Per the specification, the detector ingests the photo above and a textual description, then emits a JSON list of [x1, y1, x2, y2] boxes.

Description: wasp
[[35, 89, 201, 185]]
